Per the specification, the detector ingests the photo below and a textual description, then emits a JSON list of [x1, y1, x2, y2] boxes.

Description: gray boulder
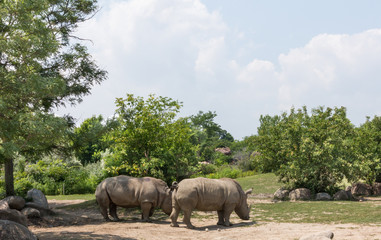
[[1, 196, 25, 210], [0, 220, 37, 240], [351, 182, 372, 196], [24, 202, 54, 216], [300, 231, 334, 240], [21, 208, 41, 218], [289, 188, 311, 201], [0, 201, 9, 210], [26, 189, 49, 209], [273, 188, 290, 201], [0, 209, 28, 227], [333, 189, 355, 201], [373, 182, 381, 196], [315, 192, 332, 201]]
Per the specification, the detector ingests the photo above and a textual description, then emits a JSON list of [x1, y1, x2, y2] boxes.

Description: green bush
[[12, 155, 100, 196]]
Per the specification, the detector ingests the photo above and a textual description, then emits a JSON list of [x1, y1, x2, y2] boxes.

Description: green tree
[[254, 106, 356, 193], [189, 111, 234, 164], [72, 115, 117, 165], [0, 0, 106, 196], [353, 116, 381, 184], [105, 94, 196, 182]]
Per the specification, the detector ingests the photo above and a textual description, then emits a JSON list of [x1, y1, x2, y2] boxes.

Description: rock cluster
[[0, 188, 51, 239], [274, 182, 381, 201]]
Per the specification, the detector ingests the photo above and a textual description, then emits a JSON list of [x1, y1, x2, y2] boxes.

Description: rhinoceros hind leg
[[183, 209, 195, 229], [109, 202, 120, 221], [170, 205, 180, 227], [99, 206, 110, 221], [141, 202, 153, 222]]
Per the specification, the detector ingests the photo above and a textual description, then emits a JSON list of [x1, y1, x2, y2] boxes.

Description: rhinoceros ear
[[245, 188, 253, 196]]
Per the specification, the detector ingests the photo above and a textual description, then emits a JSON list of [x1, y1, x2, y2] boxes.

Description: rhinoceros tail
[[170, 181, 179, 191]]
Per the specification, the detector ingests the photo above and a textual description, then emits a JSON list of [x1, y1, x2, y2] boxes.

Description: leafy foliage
[[353, 116, 381, 184], [189, 111, 234, 164], [14, 156, 96, 196], [104, 94, 197, 183], [72, 115, 117, 165], [253, 106, 356, 193], [0, 0, 106, 195]]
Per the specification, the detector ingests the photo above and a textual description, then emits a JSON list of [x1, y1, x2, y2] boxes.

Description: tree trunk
[[4, 157, 15, 196]]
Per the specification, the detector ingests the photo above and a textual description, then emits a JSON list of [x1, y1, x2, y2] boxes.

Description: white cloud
[[60, 0, 381, 139]]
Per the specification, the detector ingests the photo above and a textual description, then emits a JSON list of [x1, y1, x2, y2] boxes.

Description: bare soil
[[28, 198, 381, 240]]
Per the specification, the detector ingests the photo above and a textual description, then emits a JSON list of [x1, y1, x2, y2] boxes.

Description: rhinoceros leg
[[141, 202, 153, 222], [99, 205, 110, 221], [217, 210, 225, 225], [170, 205, 180, 227], [222, 204, 235, 227], [109, 202, 120, 221], [183, 209, 195, 229]]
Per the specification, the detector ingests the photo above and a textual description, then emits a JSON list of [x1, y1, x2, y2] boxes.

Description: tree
[[0, 0, 106, 196], [72, 115, 117, 166], [105, 94, 196, 183], [353, 116, 381, 184], [254, 106, 356, 193], [189, 111, 234, 164]]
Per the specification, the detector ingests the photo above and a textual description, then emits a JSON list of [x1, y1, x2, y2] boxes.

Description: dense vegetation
[[2, 97, 381, 197]]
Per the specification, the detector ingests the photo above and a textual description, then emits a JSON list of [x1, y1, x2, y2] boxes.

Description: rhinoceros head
[[234, 188, 252, 220], [160, 187, 173, 215]]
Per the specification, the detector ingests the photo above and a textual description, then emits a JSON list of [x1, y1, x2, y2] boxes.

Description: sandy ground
[[28, 198, 381, 240]]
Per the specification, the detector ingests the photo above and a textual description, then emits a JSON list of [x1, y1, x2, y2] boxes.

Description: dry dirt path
[[28, 199, 381, 240]]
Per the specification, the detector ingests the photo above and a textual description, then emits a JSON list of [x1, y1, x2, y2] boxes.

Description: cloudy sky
[[58, 0, 381, 140]]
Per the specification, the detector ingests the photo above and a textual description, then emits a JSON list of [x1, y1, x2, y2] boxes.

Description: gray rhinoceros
[[170, 177, 252, 229], [95, 175, 172, 221]]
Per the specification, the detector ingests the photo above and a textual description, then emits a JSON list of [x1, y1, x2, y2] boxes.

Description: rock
[[215, 147, 231, 155], [333, 189, 355, 201], [315, 192, 332, 201], [333, 190, 349, 200], [25, 202, 54, 216], [273, 188, 290, 200], [0, 209, 28, 227], [21, 207, 41, 218], [0, 200, 9, 210], [300, 231, 334, 240], [1, 196, 25, 210], [26, 188, 49, 209], [351, 182, 372, 196], [289, 188, 311, 201], [373, 182, 381, 196], [0, 220, 37, 240]]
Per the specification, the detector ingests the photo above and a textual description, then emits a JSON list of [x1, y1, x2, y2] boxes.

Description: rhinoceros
[[170, 177, 252, 229], [95, 175, 172, 221]]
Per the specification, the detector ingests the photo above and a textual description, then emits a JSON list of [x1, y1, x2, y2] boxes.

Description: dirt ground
[[28, 198, 381, 240]]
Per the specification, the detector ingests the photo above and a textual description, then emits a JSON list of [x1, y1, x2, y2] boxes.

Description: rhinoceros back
[[175, 178, 241, 211], [103, 176, 162, 208]]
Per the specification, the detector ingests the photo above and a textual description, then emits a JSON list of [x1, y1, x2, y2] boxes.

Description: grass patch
[[253, 200, 381, 224], [236, 173, 282, 195], [46, 194, 95, 201]]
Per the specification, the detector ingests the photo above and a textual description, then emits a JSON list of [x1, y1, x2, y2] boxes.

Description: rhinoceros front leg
[[222, 204, 235, 227], [141, 202, 153, 222], [217, 210, 225, 225]]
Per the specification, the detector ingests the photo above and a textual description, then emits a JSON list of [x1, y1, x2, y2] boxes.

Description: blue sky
[[58, 0, 381, 139]]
